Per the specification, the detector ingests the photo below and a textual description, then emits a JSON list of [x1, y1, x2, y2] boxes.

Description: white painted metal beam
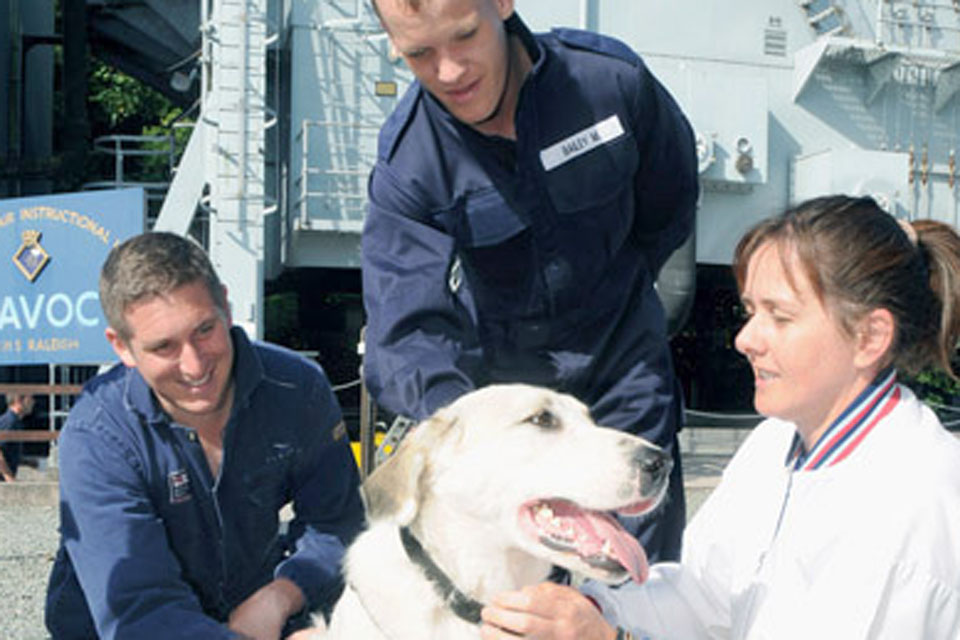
[[153, 121, 206, 235]]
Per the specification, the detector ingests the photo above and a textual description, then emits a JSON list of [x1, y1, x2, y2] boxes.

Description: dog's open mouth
[[517, 498, 650, 584]]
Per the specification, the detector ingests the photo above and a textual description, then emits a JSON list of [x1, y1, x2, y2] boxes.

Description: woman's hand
[[480, 582, 617, 640]]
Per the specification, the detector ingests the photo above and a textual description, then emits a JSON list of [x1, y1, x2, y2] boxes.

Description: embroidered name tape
[[539, 114, 625, 172]]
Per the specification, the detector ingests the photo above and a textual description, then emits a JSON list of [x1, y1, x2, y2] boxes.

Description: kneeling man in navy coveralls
[[45, 232, 364, 639]]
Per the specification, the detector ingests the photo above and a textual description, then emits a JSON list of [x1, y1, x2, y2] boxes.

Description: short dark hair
[[734, 195, 960, 378], [99, 232, 228, 341]]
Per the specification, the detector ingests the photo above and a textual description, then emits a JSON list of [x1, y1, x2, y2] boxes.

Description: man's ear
[[105, 327, 137, 368], [854, 308, 895, 370], [220, 285, 232, 326], [495, 0, 515, 20]]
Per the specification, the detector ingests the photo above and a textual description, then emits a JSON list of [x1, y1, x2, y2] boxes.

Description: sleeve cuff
[[580, 580, 625, 628], [421, 381, 472, 417]]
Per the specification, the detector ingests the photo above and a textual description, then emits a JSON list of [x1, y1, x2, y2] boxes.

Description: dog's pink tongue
[[552, 501, 650, 584]]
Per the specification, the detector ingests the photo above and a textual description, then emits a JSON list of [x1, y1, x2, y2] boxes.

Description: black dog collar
[[399, 526, 484, 625]]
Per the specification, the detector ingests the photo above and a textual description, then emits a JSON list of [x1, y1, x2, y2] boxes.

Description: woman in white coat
[[481, 195, 960, 639]]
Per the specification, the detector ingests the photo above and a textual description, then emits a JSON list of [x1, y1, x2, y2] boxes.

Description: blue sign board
[[0, 188, 144, 364]]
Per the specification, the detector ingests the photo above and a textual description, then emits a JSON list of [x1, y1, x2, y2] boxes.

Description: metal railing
[[293, 119, 379, 231], [81, 133, 176, 226]]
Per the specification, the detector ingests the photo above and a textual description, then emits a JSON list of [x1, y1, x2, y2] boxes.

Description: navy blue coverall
[[362, 13, 698, 561], [0, 406, 26, 477], [45, 328, 364, 639]]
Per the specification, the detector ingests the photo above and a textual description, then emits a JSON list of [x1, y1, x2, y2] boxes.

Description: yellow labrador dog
[[313, 384, 670, 639]]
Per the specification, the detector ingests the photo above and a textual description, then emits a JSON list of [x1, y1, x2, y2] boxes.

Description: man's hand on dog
[[228, 577, 305, 640], [480, 582, 617, 640]]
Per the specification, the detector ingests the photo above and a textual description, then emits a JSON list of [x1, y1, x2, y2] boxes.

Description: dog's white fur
[[314, 384, 670, 639]]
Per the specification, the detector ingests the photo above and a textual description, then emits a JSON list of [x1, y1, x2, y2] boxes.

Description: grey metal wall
[[284, 0, 412, 269], [2, 0, 55, 197], [517, 0, 960, 264], [164, 0, 960, 278], [1, 2, 8, 165]]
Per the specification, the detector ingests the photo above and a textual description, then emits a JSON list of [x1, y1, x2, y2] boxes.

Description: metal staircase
[[204, 0, 273, 337], [153, 0, 276, 338], [294, 20, 389, 233], [283, 0, 410, 269], [797, 0, 849, 37]]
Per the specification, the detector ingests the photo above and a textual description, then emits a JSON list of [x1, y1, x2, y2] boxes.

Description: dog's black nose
[[634, 447, 671, 487]]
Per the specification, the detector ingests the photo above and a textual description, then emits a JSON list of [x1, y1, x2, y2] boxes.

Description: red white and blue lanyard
[[786, 368, 901, 472]]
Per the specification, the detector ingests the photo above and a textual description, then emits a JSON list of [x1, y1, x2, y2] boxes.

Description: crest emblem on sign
[[12, 229, 50, 282]]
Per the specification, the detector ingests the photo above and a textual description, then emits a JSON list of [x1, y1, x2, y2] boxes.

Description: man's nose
[[180, 342, 205, 379], [436, 53, 466, 84]]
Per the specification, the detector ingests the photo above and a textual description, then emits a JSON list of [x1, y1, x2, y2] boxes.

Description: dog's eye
[[526, 409, 559, 430]]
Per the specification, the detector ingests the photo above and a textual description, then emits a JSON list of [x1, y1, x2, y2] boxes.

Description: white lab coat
[[584, 385, 960, 639]]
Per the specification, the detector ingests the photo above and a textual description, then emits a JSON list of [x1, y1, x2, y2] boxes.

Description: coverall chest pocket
[[243, 458, 289, 510], [449, 188, 538, 316], [541, 131, 639, 262]]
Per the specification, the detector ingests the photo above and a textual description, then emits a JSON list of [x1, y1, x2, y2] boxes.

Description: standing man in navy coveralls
[[362, 0, 698, 562]]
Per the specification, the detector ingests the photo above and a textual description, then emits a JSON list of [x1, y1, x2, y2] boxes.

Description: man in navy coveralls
[[362, 0, 699, 561], [45, 232, 364, 639]]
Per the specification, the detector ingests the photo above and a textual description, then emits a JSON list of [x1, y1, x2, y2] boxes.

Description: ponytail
[[911, 220, 960, 379]]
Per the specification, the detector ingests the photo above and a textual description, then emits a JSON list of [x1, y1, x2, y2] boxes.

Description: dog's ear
[[362, 410, 457, 525], [362, 443, 427, 525]]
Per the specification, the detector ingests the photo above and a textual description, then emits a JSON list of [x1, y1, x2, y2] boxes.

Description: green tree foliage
[[903, 369, 960, 406], [83, 59, 191, 193], [88, 58, 175, 133]]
